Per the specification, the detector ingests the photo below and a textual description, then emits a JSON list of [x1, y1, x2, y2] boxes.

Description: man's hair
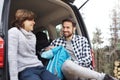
[[11, 9, 35, 29], [62, 18, 76, 27]]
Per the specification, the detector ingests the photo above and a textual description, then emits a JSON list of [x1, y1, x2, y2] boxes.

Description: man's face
[[62, 21, 76, 38]]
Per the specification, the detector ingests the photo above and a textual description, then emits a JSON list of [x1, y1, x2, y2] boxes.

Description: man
[[48, 18, 116, 80]]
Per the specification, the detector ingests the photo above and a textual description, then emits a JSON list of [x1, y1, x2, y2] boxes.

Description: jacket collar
[[20, 28, 33, 36], [20, 28, 34, 39]]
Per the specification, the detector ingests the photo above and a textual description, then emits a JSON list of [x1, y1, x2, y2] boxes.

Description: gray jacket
[[8, 27, 43, 80]]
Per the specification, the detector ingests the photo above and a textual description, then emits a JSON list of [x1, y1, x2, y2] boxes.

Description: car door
[[0, 0, 10, 80]]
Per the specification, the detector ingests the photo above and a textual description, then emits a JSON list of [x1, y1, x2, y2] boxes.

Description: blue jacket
[[41, 46, 70, 80]]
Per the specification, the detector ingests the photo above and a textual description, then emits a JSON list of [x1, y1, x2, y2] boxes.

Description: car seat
[[35, 31, 50, 66]]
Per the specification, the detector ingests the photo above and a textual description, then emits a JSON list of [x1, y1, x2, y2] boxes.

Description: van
[[0, 0, 94, 80]]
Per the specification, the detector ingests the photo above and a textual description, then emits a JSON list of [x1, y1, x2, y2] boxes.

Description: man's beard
[[63, 33, 73, 38]]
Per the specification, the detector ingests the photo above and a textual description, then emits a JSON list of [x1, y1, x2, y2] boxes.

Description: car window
[[0, 0, 4, 21], [56, 24, 62, 37], [42, 30, 50, 41], [0, 0, 4, 35]]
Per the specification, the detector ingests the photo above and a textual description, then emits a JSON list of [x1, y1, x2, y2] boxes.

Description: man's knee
[[62, 60, 76, 75], [62, 60, 72, 71]]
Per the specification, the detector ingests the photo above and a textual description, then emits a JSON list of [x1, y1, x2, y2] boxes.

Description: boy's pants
[[18, 66, 59, 80]]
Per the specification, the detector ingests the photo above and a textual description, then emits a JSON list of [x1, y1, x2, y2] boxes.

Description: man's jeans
[[62, 60, 105, 80], [18, 66, 59, 80]]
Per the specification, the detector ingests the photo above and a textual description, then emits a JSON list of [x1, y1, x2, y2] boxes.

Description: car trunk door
[[61, 0, 75, 3]]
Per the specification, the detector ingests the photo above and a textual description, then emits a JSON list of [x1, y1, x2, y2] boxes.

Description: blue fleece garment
[[46, 46, 70, 80]]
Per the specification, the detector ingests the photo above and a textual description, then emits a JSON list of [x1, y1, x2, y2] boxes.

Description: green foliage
[[92, 28, 104, 49]]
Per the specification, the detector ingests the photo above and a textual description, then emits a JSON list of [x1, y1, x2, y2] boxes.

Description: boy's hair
[[11, 9, 35, 29], [62, 18, 76, 27]]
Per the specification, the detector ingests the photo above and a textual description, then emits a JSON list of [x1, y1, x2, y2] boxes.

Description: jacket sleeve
[[41, 50, 53, 59], [8, 28, 19, 80], [50, 39, 57, 46], [74, 37, 92, 68], [50, 38, 62, 47]]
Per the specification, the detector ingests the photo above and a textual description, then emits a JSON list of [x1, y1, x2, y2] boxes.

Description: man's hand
[[45, 46, 54, 51]]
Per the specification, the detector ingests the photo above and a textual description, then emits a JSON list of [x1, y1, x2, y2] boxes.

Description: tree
[[108, 0, 120, 76], [92, 28, 104, 49], [109, 9, 119, 49], [92, 28, 104, 71]]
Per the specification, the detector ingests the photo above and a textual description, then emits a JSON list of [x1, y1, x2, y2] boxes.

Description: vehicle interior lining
[[8, 0, 83, 57], [9, 0, 82, 39]]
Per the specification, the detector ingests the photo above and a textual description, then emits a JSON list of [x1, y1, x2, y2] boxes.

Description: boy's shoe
[[103, 74, 118, 80]]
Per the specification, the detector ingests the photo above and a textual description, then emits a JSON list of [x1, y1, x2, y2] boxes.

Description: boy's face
[[23, 19, 35, 31]]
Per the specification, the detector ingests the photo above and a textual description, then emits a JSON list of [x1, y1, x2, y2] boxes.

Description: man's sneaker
[[103, 74, 118, 80]]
